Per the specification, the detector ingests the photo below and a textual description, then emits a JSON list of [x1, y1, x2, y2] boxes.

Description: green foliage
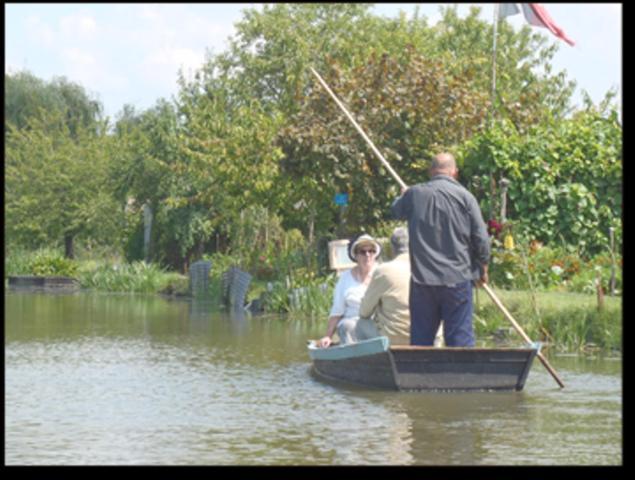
[[4, 246, 32, 278], [280, 48, 489, 232], [165, 77, 286, 269], [111, 100, 190, 267], [78, 261, 175, 293], [5, 70, 103, 135], [184, 3, 578, 237], [489, 239, 622, 295], [5, 7, 622, 299], [216, 4, 377, 114], [123, 219, 145, 263], [262, 273, 337, 315], [429, 6, 576, 127], [5, 108, 123, 254], [460, 109, 622, 256], [4, 247, 79, 277], [202, 205, 321, 288], [474, 289, 621, 353], [540, 307, 621, 353], [29, 249, 79, 277]]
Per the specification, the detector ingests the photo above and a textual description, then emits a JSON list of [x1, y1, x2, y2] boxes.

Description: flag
[[499, 3, 521, 18], [498, 3, 575, 46]]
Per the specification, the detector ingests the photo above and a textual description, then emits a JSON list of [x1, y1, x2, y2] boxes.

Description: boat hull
[[309, 337, 538, 391]]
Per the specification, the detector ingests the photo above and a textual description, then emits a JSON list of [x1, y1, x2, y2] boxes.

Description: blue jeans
[[409, 280, 475, 347]]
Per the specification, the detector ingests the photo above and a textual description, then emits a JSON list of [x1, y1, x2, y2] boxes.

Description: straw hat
[[347, 233, 381, 262]]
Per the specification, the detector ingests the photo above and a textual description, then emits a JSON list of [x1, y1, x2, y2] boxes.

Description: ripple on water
[[5, 292, 622, 465]]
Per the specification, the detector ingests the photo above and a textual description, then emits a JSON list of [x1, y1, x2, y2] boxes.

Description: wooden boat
[[308, 336, 539, 391]]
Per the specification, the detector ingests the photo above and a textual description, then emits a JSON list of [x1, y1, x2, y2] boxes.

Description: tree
[[171, 72, 286, 267], [279, 48, 490, 232], [5, 110, 121, 257], [190, 3, 578, 236], [5, 70, 103, 136], [110, 100, 182, 266], [427, 6, 577, 128], [211, 3, 377, 115]]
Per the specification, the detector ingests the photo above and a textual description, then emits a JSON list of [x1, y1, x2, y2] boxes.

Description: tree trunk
[[143, 204, 153, 262], [64, 234, 75, 259]]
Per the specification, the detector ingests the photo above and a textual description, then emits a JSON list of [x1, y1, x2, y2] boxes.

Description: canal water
[[5, 291, 622, 465]]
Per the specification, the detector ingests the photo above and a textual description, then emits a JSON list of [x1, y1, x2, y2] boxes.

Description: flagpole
[[488, 3, 500, 222], [490, 3, 500, 128]]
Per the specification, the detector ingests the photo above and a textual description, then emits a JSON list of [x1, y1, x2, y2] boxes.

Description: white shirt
[[329, 268, 372, 320]]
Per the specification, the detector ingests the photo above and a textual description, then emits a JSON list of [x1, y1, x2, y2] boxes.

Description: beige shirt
[[359, 253, 411, 345]]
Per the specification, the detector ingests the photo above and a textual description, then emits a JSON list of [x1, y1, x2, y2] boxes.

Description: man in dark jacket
[[391, 152, 490, 347]]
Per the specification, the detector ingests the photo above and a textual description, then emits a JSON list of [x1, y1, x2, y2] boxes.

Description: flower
[[529, 240, 543, 253], [503, 234, 515, 250], [551, 265, 564, 276], [487, 219, 503, 237]]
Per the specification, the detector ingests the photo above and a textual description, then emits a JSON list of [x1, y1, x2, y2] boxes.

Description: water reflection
[[331, 385, 529, 465], [5, 292, 621, 465]]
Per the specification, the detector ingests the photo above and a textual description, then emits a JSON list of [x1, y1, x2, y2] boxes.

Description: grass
[[473, 288, 622, 354], [78, 261, 188, 294]]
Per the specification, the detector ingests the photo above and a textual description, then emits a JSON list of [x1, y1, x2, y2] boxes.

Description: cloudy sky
[[5, 3, 622, 121]]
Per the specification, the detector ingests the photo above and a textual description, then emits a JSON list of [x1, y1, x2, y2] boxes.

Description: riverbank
[[5, 248, 621, 355], [472, 289, 621, 355]]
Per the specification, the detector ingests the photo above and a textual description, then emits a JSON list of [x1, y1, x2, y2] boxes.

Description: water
[[5, 291, 622, 465]]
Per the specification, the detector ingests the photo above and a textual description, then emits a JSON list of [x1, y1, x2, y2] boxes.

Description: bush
[[5, 247, 79, 277], [488, 239, 621, 294], [262, 273, 336, 315], [4, 246, 32, 278], [78, 261, 173, 293], [459, 110, 622, 257]]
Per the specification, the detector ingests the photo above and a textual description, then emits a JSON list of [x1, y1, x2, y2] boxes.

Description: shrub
[[488, 238, 621, 294], [460, 110, 622, 257], [78, 261, 171, 293], [4, 246, 32, 278], [5, 247, 80, 277]]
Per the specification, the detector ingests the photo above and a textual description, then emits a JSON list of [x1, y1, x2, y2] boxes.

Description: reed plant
[[474, 289, 621, 354], [5, 246, 33, 278], [262, 274, 336, 316], [78, 261, 183, 294]]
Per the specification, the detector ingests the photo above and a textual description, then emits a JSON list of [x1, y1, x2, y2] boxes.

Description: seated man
[[356, 227, 444, 346], [356, 227, 412, 345]]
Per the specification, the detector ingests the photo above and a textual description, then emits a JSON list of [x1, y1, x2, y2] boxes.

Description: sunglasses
[[356, 248, 377, 256]]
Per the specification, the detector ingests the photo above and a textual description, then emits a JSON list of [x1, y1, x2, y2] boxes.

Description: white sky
[[5, 3, 622, 121]]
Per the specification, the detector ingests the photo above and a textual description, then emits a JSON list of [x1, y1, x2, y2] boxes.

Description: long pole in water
[[309, 67, 408, 190], [311, 67, 566, 387], [483, 283, 565, 388]]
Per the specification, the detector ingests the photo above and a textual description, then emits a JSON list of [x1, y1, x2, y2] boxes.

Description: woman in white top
[[318, 233, 381, 348]]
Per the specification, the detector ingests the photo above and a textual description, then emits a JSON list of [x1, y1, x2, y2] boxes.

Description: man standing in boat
[[391, 152, 490, 347]]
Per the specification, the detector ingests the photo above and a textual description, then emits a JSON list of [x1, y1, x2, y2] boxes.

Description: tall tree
[[5, 110, 120, 257], [427, 6, 576, 128], [5, 70, 103, 135], [279, 48, 490, 231], [188, 3, 579, 237], [110, 100, 184, 265], [171, 71, 285, 267]]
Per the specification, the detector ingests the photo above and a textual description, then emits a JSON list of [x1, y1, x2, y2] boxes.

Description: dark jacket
[[391, 175, 490, 286]]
